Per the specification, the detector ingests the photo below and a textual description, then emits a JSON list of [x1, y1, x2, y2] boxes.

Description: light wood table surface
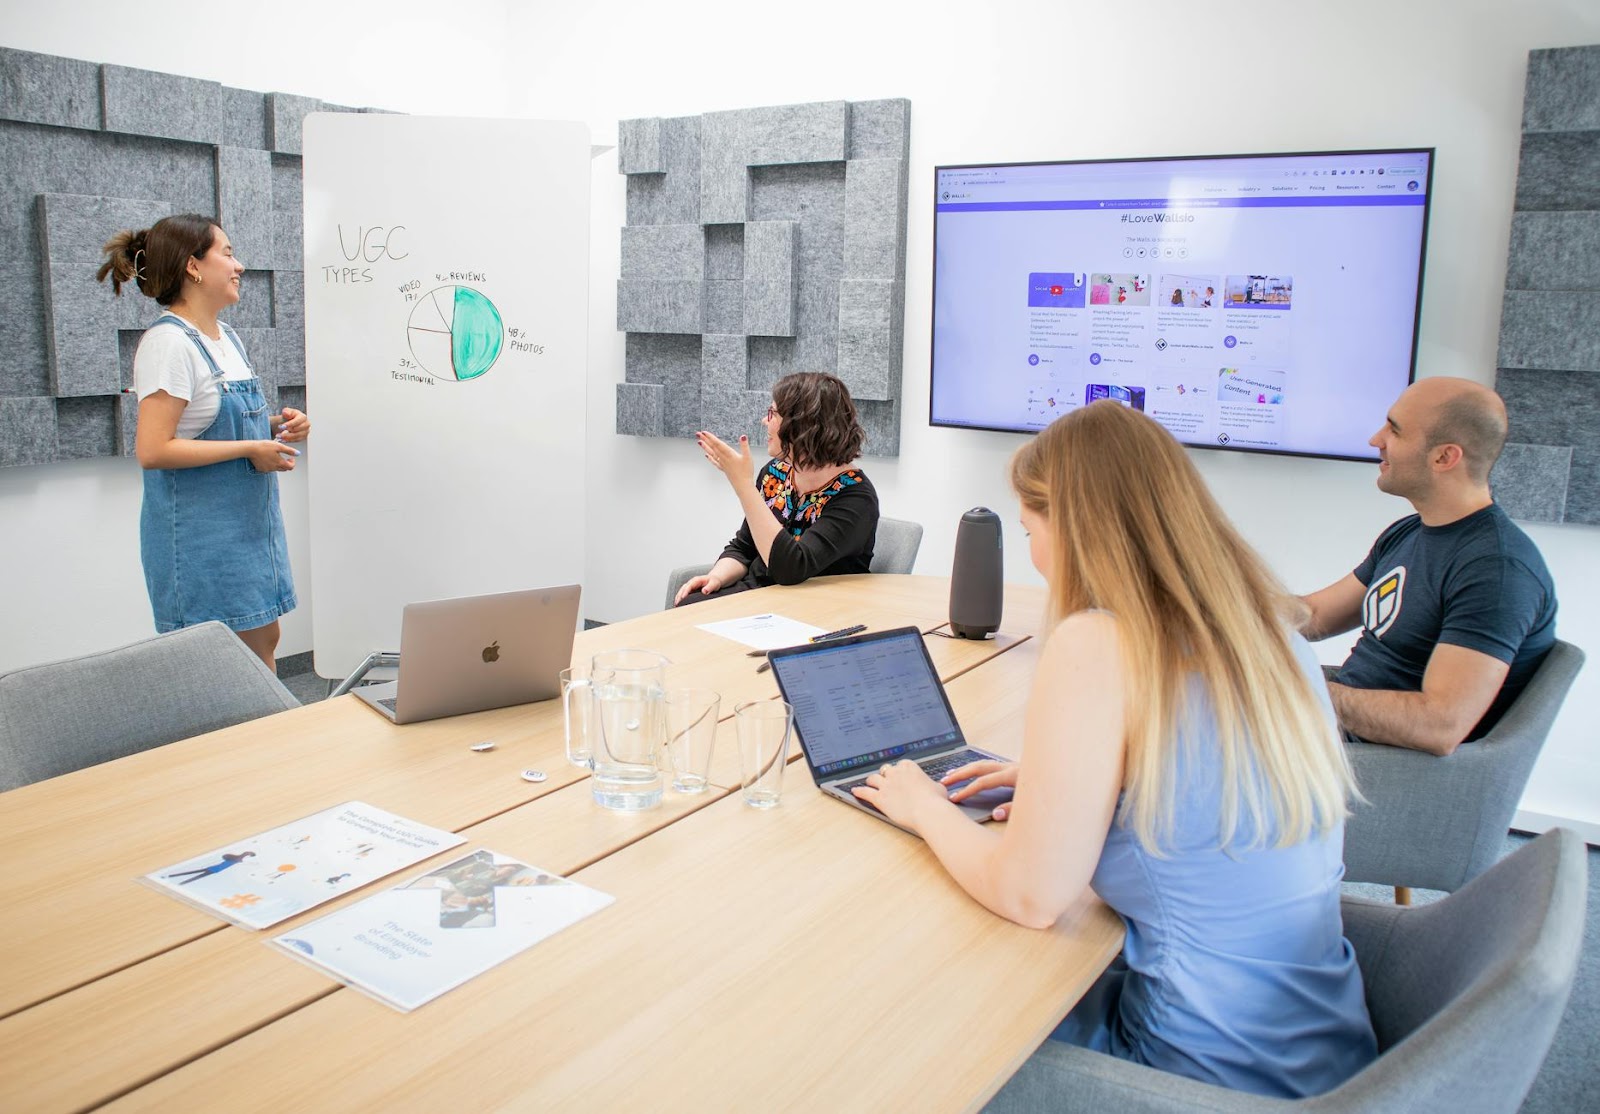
[[0, 577, 1033, 1021], [0, 576, 1119, 1113]]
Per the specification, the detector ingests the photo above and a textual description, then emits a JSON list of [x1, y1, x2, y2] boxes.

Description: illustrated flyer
[[142, 801, 464, 930], [273, 849, 614, 1011]]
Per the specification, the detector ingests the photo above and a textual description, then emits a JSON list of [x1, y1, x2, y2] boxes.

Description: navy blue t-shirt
[[1335, 503, 1557, 740]]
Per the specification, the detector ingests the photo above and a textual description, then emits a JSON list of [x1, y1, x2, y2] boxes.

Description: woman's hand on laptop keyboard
[[942, 760, 1018, 809], [852, 760, 951, 832]]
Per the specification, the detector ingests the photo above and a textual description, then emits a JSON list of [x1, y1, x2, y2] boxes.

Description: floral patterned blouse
[[720, 459, 879, 587]]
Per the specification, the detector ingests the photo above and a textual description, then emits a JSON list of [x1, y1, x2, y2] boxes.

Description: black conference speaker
[[949, 507, 1003, 639]]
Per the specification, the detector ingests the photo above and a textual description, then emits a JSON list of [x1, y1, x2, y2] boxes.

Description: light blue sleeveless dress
[[139, 313, 297, 633], [1051, 635, 1376, 1098]]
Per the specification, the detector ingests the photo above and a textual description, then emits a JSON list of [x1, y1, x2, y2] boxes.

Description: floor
[[276, 655, 1596, 1110]]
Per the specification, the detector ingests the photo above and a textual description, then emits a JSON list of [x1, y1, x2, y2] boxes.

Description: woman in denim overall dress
[[97, 214, 308, 667]]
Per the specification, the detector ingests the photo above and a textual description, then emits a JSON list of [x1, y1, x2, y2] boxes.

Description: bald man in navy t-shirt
[[1299, 378, 1557, 756]]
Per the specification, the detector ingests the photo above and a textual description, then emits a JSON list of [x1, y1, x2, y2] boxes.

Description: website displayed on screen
[[930, 150, 1433, 461]]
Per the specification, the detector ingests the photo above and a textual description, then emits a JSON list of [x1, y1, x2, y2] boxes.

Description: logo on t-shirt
[[1363, 566, 1406, 638]]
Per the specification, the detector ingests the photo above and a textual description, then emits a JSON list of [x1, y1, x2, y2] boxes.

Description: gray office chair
[[664, 516, 925, 609], [1342, 639, 1584, 896], [0, 621, 300, 791], [984, 827, 1587, 1113]]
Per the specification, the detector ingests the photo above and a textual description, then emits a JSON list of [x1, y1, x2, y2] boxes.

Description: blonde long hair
[[1011, 402, 1356, 852]]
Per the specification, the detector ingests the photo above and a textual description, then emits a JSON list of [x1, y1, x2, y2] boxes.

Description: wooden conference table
[[0, 575, 1122, 1113]]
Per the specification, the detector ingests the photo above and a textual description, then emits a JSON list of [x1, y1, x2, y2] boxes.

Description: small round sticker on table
[[469, 741, 496, 752], [520, 769, 547, 783]]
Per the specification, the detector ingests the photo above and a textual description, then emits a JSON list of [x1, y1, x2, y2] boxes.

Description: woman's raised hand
[[694, 429, 755, 484]]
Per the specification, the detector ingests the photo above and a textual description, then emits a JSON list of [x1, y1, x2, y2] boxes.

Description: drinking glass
[[735, 700, 792, 809], [663, 689, 719, 794]]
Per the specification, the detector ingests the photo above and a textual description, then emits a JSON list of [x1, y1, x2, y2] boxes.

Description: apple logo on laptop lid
[[482, 641, 500, 663]]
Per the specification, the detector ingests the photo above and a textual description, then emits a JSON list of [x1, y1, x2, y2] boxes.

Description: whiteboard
[[303, 116, 590, 678]]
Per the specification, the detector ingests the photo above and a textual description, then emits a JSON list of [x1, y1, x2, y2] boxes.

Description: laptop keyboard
[[834, 749, 984, 795], [377, 696, 399, 713]]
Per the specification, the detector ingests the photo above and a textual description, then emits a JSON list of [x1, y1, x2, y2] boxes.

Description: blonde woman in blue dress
[[857, 401, 1376, 1100]]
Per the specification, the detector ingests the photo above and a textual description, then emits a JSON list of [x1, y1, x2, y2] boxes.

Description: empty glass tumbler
[[663, 688, 720, 794], [736, 700, 792, 809]]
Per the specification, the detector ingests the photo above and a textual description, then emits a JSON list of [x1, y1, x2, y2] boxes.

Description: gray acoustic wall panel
[[114, 391, 139, 457], [847, 99, 911, 160], [39, 193, 171, 397], [617, 279, 706, 335], [267, 93, 321, 156], [742, 220, 797, 337], [627, 115, 701, 228], [54, 395, 118, 461], [705, 281, 743, 335], [618, 117, 662, 175], [1497, 364, 1600, 521], [216, 147, 274, 270], [1514, 132, 1600, 212], [219, 86, 269, 151], [0, 396, 57, 467], [621, 224, 704, 279], [1505, 211, 1600, 291], [617, 98, 910, 455], [616, 381, 665, 437], [1498, 292, 1600, 373], [0, 48, 101, 131], [0, 46, 379, 467], [1494, 44, 1600, 524], [1522, 47, 1600, 133], [837, 279, 902, 402], [746, 101, 848, 166], [699, 110, 750, 226], [1490, 443, 1571, 523], [101, 65, 222, 147], [842, 158, 908, 281]]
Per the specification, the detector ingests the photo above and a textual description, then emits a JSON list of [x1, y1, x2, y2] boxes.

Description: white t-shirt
[[133, 320, 255, 439]]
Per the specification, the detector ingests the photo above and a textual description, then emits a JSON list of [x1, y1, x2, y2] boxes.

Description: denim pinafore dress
[[140, 313, 297, 633]]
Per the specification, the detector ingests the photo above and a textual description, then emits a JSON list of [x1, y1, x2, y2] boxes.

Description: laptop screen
[[769, 628, 963, 777]]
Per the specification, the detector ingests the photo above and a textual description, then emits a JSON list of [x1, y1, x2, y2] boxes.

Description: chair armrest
[[1342, 740, 1523, 891], [984, 1038, 1285, 1113], [664, 563, 714, 610]]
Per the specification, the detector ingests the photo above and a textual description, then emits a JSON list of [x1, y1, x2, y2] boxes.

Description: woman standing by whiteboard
[[98, 214, 307, 666]]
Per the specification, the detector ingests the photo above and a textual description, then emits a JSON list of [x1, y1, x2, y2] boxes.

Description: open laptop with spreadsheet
[[767, 626, 1014, 832], [353, 585, 580, 724]]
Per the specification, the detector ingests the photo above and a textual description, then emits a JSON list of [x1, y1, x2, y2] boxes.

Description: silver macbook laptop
[[767, 626, 1014, 833], [353, 585, 581, 724]]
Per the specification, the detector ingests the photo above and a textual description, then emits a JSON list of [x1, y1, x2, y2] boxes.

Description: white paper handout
[[143, 801, 465, 930], [273, 849, 614, 1011], [695, 612, 827, 651]]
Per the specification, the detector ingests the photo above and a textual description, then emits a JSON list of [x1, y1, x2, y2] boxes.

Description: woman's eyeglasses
[[764, 405, 779, 420]]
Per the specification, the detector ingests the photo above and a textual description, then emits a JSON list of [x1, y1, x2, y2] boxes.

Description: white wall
[[505, 0, 1600, 833], [1, 1, 1596, 832], [0, 0, 517, 665]]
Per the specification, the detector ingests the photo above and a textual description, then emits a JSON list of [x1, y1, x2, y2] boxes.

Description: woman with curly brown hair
[[676, 372, 879, 605]]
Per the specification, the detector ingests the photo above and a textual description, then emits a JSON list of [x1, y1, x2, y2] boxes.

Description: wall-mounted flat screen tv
[[930, 149, 1434, 462]]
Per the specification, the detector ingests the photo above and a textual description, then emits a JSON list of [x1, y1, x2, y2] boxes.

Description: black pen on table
[[755, 624, 867, 672]]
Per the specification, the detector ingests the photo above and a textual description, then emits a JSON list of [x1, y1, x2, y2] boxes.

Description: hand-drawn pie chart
[[407, 286, 504, 382]]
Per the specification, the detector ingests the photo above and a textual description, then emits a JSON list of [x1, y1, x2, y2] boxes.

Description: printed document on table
[[695, 612, 827, 650], [272, 849, 614, 1011], [142, 801, 465, 930]]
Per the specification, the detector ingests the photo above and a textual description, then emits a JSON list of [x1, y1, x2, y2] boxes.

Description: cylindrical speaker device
[[949, 507, 1003, 639]]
